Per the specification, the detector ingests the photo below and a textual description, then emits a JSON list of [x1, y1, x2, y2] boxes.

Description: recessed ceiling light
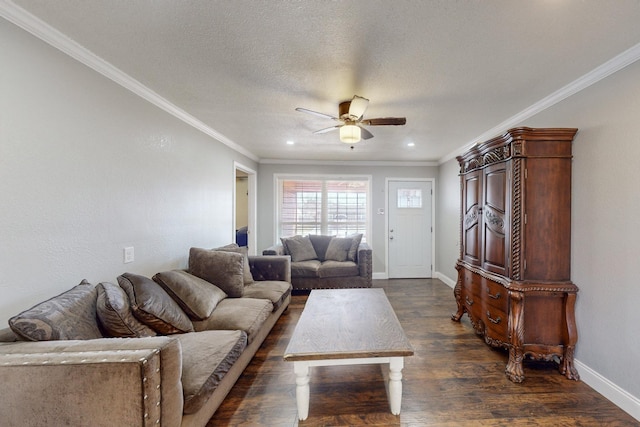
[[407, 142, 415, 147], [286, 140, 295, 145]]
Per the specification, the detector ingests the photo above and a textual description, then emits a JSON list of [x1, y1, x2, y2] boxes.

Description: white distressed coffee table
[[283, 288, 414, 420]]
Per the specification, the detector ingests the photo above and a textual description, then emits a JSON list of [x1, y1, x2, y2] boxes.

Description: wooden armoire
[[452, 127, 580, 383]]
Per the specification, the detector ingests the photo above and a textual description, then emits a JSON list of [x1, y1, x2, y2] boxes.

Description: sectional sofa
[[0, 245, 292, 427]]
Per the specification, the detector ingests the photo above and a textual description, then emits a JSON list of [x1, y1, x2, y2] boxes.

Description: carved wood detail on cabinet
[[451, 127, 579, 383]]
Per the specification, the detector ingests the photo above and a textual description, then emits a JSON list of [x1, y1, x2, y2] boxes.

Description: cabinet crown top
[[457, 127, 578, 173]]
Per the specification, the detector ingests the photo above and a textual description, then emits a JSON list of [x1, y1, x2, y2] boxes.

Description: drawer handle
[[487, 288, 501, 299], [486, 311, 501, 324], [465, 296, 474, 306]]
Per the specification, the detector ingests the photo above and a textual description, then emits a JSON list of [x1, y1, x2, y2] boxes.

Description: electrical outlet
[[123, 246, 134, 263]]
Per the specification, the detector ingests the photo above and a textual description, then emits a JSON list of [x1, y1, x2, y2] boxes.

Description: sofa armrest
[[0, 336, 184, 427], [0, 327, 19, 342], [356, 241, 373, 279], [262, 244, 285, 256], [249, 255, 291, 283]]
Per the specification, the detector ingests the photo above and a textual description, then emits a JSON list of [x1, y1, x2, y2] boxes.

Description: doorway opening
[[234, 162, 257, 255]]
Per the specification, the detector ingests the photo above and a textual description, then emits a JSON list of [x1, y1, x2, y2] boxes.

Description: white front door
[[388, 180, 433, 278]]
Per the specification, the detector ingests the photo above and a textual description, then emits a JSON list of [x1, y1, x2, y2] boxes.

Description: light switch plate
[[124, 246, 134, 263]]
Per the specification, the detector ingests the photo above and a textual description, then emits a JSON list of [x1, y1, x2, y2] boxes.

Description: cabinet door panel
[[462, 172, 481, 265], [482, 164, 508, 275]]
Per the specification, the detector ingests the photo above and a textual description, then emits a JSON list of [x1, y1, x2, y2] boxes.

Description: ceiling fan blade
[[295, 107, 338, 121], [359, 126, 374, 140], [361, 117, 406, 126], [348, 95, 369, 120], [313, 125, 341, 134]]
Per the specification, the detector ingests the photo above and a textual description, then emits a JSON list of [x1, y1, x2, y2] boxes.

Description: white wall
[[257, 163, 438, 275], [436, 59, 640, 415], [0, 19, 256, 325], [435, 158, 460, 283]]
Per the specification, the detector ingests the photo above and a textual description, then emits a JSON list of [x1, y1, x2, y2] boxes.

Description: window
[[397, 188, 422, 208], [277, 176, 370, 240]]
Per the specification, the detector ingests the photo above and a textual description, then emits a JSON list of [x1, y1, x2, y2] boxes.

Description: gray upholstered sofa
[[0, 245, 291, 427], [263, 234, 372, 290]]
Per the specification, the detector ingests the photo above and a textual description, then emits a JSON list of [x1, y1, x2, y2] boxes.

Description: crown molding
[[259, 158, 439, 167], [439, 41, 640, 165], [0, 0, 258, 162]]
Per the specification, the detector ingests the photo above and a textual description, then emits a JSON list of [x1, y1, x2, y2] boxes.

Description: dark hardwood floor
[[207, 279, 637, 426]]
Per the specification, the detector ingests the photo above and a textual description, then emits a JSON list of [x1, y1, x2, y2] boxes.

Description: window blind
[[278, 178, 369, 239]]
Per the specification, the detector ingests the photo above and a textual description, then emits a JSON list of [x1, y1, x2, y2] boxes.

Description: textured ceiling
[[8, 0, 640, 162]]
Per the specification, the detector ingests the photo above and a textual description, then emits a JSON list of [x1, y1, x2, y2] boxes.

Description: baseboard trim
[[435, 271, 456, 288], [372, 272, 388, 280], [575, 359, 640, 421]]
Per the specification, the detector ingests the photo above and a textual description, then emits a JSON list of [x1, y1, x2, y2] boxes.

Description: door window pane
[[397, 189, 422, 208]]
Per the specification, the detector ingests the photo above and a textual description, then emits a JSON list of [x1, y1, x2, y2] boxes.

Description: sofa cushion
[[291, 260, 322, 278], [188, 247, 245, 297], [308, 234, 334, 261], [152, 270, 227, 320], [153, 270, 227, 320], [347, 233, 363, 262], [8, 280, 103, 341], [281, 235, 317, 262], [117, 273, 194, 334], [191, 298, 273, 344], [318, 260, 360, 278], [96, 282, 157, 338], [242, 281, 292, 311], [325, 237, 354, 262], [214, 245, 254, 285], [175, 330, 247, 414]]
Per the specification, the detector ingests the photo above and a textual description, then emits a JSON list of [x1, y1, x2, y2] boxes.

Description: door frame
[[234, 161, 257, 255], [385, 177, 436, 279]]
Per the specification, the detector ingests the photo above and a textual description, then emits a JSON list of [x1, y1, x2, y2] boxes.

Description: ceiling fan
[[296, 95, 406, 144]]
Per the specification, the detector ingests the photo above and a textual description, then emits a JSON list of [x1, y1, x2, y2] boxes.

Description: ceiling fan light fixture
[[340, 124, 361, 143]]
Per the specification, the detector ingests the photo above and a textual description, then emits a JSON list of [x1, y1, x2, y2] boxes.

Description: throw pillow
[[281, 235, 318, 262], [279, 235, 295, 255], [308, 234, 335, 262], [188, 247, 245, 297], [96, 282, 157, 338], [8, 279, 103, 341], [347, 233, 363, 262], [214, 245, 254, 285], [152, 270, 227, 320], [324, 237, 354, 262], [117, 273, 194, 334]]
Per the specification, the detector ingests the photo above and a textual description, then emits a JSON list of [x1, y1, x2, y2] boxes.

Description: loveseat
[[0, 245, 292, 427], [263, 234, 372, 290]]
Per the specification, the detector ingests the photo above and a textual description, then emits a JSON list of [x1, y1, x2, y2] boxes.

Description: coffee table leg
[[293, 362, 310, 420], [388, 357, 404, 415]]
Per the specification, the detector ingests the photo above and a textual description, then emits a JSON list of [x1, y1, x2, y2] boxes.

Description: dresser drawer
[[483, 305, 508, 340], [484, 281, 508, 312], [460, 270, 476, 308]]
